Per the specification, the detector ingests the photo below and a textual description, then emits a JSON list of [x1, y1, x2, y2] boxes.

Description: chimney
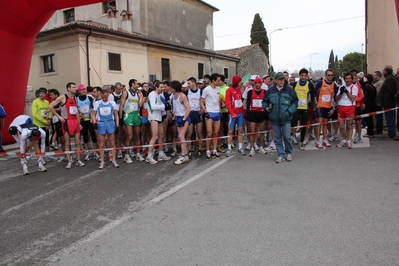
[[107, 6, 118, 30], [120, 10, 132, 32]]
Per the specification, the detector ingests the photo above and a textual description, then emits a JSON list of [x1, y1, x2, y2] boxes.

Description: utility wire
[[215, 15, 364, 38]]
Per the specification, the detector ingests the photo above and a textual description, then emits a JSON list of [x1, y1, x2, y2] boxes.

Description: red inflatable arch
[[0, 0, 105, 144], [1, 1, 399, 144]]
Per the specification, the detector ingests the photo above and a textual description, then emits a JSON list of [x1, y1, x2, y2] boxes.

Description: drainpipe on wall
[[209, 56, 213, 73], [86, 29, 92, 86]]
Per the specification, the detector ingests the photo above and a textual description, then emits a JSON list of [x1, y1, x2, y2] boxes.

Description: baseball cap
[[250, 75, 260, 81], [275, 72, 285, 80], [262, 75, 269, 80], [198, 79, 204, 84], [182, 82, 188, 87]]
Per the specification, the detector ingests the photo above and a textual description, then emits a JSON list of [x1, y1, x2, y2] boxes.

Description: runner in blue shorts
[[200, 73, 222, 160]]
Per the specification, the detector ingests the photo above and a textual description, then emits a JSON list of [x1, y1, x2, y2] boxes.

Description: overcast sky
[[206, 0, 365, 74]]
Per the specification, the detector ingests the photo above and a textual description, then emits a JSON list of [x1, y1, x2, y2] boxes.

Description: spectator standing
[[263, 72, 298, 163]]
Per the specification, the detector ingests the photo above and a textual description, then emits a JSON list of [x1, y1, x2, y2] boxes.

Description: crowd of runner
[[6, 65, 399, 174]]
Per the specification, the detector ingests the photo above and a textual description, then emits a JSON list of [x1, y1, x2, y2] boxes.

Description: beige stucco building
[[366, 0, 399, 72], [27, 0, 239, 97]]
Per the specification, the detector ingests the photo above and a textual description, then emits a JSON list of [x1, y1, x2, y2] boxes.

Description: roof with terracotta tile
[[216, 44, 260, 57]]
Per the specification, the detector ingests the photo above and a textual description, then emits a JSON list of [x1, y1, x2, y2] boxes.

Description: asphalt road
[[1, 137, 399, 266]]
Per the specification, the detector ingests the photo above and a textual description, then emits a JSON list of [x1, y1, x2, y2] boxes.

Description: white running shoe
[[249, 148, 255, 157], [124, 154, 133, 164], [38, 165, 47, 172], [146, 156, 158, 165], [117, 150, 123, 159], [315, 141, 326, 149], [158, 154, 171, 161], [336, 140, 347, 148], [322, 140, 331, 147], [258, 146, 267, 154], [76, 160, 85, 167], [112, 160, 120, 168], [267, 141, 276, 151], [84, 154, 91, 161], [276, 157, 285, 163], [66, 162, 72, 169], [254, 142, 259, 151], [174, 155, 185, 165], [99, 162, 105, 170], [136, 153, 145, 161], [286, 154, 293, 162]]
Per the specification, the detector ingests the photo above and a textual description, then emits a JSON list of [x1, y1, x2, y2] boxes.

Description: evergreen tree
[[250, 13, 269, 58], [334, 55, 340, 80], [328, 50, 335, 70]]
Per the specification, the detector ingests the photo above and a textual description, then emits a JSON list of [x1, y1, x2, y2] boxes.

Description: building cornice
[[36, 21, 239, 62]]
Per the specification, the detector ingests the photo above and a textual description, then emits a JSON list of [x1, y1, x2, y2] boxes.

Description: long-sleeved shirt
[[147, 91, 165, 122], [225, 86, 244, 117], [32, 98, 50, 127]]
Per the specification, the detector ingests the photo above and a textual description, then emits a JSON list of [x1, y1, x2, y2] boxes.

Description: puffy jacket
[[262, 84, 298, 125], [380, 74, 399, 108]]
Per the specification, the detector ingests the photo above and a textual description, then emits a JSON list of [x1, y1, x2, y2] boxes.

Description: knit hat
[[78, 84, 86, 91], [232, 75, 242, 85], [254, 78, 262, 83]]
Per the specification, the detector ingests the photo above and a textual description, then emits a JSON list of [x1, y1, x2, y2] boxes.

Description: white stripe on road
[[148, 156, 234, 204], [43, 157, 233, 264], [1, 170, 103, 216]]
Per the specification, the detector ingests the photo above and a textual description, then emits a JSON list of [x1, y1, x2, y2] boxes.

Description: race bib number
[[99, 107, 111, 116], [252, 99, 262, 108], [189, 99, 199, 108], [130, 103, 138, 112], [322, 95, 331, 103], [235, 100, 243, 108], [69, 106, 78, 115], [298, 99, 306, 107], [41, 110, 47, 118], [52, 115, 59, 123], [143, 102, 148, 109], [79, 105, 90, 114]]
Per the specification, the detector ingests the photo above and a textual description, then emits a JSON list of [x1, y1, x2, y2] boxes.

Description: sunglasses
[[326, 74, 334, 77]]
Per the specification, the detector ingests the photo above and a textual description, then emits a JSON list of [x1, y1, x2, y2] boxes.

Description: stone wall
[[237, 45, 269, 77]]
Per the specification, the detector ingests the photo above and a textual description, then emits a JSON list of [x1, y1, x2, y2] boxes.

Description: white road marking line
[[148, 156, 234, 204], [42, 157, 233, 264], [1, 170, 102, 216]]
